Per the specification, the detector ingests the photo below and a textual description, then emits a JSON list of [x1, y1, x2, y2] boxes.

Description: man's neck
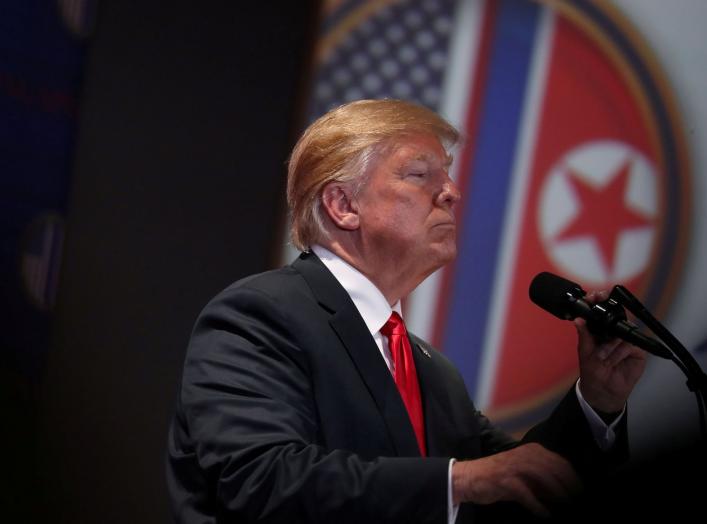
[[315, 240, 422, 305]]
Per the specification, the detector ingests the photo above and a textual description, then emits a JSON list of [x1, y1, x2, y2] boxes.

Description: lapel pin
[[417, 344, 431, 358]]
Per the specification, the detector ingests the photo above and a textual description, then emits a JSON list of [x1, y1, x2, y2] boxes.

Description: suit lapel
[[293, 252, 420, 457], [329, 308, 420, 456]]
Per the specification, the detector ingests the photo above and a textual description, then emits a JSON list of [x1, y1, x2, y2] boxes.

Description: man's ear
[[321, 182, 360, 231]]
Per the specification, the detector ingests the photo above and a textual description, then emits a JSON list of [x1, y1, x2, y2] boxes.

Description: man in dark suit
[[166, 99, 646, 523]]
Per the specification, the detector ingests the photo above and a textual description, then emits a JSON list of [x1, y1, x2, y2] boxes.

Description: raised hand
[[575, 290, 647, 413]]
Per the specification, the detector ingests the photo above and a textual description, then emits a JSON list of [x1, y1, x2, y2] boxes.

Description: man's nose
[[438, 178, 461, 207]]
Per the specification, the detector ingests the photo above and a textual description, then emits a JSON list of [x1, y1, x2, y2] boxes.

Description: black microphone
[[529, 271, 672, 359]]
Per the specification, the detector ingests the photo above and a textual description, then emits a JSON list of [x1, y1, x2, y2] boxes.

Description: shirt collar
[[311, 245, 402, 336]]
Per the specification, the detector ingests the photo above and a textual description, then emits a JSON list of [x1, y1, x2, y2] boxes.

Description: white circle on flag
[[538, 140, 659, 285]]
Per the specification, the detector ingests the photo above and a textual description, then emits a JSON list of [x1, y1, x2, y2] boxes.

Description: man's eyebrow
[[410, 152, 454, 167]]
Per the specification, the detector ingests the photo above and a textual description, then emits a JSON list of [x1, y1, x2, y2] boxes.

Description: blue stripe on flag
[[443, 0, 541, 397]]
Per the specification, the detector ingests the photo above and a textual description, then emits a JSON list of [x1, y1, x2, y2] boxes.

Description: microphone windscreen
[[529, 272, 586, 320]]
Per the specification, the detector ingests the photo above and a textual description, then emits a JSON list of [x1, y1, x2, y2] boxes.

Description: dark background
[[3, 1, 704, 522], [5, 1, 318, 522]]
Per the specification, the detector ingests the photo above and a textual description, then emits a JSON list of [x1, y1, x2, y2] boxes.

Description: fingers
[[590, 337, 645, 368], [522, 445, 583, 502], [585, 290, 609, 304], [600, 341, 635, 366], [574, 315, 641, 364], [454, 444, 582, 517], [595, 338, 623, 362], [574, 317, 617, 363], [507, 479, 551, 518], [574, 318, 595, 359], [502, 444, 582, 515]]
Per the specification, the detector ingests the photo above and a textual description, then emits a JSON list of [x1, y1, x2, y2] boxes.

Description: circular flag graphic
[[539, 140, 659, 285]]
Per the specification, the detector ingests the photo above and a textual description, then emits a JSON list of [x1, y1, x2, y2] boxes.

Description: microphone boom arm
[[609, 285, 707, 441], [609, 285, 707, 395]]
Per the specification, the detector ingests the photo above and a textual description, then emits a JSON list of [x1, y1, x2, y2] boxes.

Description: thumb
[[574, 318, 594, 358]]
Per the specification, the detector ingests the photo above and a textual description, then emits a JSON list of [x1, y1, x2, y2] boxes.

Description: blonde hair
[[287, 99, 459, 250]]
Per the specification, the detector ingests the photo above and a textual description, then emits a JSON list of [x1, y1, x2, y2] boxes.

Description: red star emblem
[[554, 159, 653, 274]]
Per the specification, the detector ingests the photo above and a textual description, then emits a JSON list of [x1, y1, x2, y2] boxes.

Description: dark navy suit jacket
[[166, 252, 623, 523]]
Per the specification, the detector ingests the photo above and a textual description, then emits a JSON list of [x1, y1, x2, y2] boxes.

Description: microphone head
[[529, 272, 586, 320]]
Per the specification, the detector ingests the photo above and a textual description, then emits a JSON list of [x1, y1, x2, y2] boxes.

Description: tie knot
[[380, 311, 407, 338]]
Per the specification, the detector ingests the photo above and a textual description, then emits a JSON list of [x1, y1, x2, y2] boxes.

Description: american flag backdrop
[[306, 0, 457, 117], [287, 0, 707, 456]]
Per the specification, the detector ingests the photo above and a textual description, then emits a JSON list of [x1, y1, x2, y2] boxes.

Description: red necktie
[[380, 312, 426, 456]]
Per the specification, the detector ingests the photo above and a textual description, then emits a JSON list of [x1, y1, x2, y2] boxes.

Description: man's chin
[[440, 250, 457, 266], [430, 243, 457, 267]]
